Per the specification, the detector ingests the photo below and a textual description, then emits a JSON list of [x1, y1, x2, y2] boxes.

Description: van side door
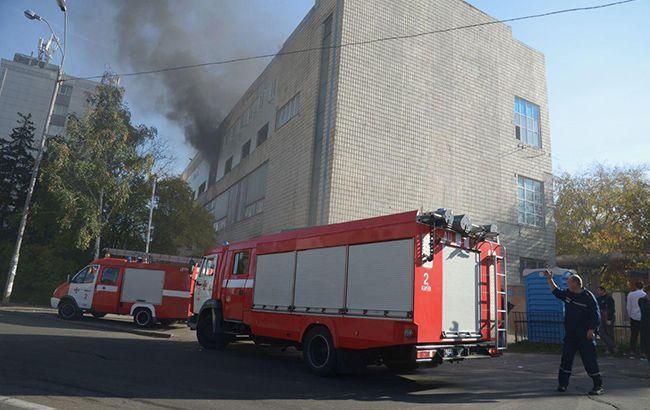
[[92, 266, 122, 314]]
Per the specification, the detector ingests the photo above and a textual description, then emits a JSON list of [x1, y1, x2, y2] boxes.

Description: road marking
[[0, 396, 55, 410]]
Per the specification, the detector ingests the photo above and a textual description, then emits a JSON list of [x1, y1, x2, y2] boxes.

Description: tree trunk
[[94, 188, 104, 260]]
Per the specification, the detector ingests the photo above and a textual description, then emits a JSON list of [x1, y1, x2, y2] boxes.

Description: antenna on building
[[36, 33, 59, 64]]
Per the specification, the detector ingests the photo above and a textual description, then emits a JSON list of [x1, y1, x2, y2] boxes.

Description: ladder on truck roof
[[102, 248, 200, 266], [493, 251, 508, 350]]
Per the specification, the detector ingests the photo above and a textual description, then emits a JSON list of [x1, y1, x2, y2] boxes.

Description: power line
[[63, 0, 638, 83]]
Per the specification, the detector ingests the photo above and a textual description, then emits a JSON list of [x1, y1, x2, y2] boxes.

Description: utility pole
[[3, 2, 67, 304], [145, 176, 157, 256]]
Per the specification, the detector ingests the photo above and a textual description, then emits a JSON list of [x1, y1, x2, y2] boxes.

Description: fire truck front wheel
[[303, 326, 337, 376], [196, 309, 230, 350], [133, 307, 154, 328], [58, 299, 81, 320]]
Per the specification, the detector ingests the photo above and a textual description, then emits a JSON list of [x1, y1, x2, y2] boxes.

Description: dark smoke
[[112, 0, 279, 161]]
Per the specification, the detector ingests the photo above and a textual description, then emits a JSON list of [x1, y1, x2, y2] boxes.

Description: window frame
[[241, 139, 251, 160], [517, 175, 545, 228], [232, 251, 250, 276], [99, 267, 120, 286], [514, 96, 541, 148]]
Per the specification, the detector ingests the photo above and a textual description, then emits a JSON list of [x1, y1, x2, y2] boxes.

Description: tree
[[0, 113, 36, 235], [148, 177, 215, 256], [554, 164, 650, 290], [42, 81, 154, 257]]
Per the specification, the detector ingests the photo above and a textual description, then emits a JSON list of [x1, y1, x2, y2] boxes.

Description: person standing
[[627, 281, 647, 356], [596, 286, 617, 354], [543, 270, 603, 395], [639, 285, 650, 364]]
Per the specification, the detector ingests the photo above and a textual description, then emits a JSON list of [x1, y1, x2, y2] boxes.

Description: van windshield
[[70, 265, 99, 284]]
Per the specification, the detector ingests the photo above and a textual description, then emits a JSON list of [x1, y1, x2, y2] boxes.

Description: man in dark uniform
[[543, 270, 603, 395]]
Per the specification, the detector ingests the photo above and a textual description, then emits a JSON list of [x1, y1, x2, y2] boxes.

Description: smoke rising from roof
[[112, 0, 279, 162]]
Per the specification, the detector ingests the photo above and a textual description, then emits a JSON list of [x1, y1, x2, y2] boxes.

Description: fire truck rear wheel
[[58, 299, 81, 320], [133, 308, 154, 328], [303, 326, 337, 376]]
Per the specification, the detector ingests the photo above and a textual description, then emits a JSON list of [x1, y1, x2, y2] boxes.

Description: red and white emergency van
[[51, 249, 197, 327], [189, 209, 507, 374]]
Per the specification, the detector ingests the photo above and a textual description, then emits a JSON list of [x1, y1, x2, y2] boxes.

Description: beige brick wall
[[329, 0, 555, 284], [187, 0, 555, 285], [195, 1, 339, 243]]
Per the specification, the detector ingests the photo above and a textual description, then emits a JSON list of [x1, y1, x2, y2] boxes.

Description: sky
[[0, 0, 648, 176]]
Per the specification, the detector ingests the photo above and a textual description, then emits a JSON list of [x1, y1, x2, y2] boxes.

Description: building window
[[517, 176, 544, 227], [58, 85, 73, 96], [197, 182, 206, 195], [224, 157, 233, 174], [241, 140, 251, 160], [520, 257, 546, 280], [276, 92, 301, 129], [213, 218, 226, 233], [515, 97, 541, 147], [256, 123, 269, 147], [53, 104, 67, 115]]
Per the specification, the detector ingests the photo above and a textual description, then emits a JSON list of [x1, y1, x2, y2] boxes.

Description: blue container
[[524, 270, 572, 344]]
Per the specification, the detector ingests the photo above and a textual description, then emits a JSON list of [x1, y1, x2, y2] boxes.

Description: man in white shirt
[[627, 281, 647, 355]]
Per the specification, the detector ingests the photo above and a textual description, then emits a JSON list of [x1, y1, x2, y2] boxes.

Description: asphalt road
[[0, 306, 648, 410]]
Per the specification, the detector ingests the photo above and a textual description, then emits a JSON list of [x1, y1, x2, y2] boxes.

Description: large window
[[276, 93, 301, 129], [514, 97, 541, 147], [206, 163, 268, 233], [517, 176, 544, 227]]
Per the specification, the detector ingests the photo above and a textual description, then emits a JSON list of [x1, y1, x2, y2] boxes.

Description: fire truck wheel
[[196, 310, 230, 350], [303, 326, 337, 376], [58, 299, 81, 320], [91, 312, 106, 318], [133, 308, 154, 328]]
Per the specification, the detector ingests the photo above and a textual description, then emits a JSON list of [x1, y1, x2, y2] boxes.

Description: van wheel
[[58, 299, 81, 320], [133, 308, 154, 328], [91, 312, 106, 318], [303, 326, 337, 376], [196, 309, 230, 350]]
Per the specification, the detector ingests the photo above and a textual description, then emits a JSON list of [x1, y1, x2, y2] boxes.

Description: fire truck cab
[[51, 249, 197, 327], [189, 209, 507, 375]]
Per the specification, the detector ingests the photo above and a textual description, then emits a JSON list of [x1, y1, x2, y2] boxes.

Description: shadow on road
[[0, 309, 642, 406]]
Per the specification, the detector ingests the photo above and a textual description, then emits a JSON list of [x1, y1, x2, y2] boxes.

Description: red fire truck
[[51, 249, 197, 327], [188, 209, 507, 374]]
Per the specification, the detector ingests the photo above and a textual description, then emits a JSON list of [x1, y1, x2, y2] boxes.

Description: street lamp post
[[2, 3, 67, 304]]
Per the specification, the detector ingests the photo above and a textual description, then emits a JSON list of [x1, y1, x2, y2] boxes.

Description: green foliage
[[42, 84, 154, 252], [554, 164, 650, 291], [0, 113, 36, 236], [149, 177, 215, 256], [1, 83, 218, 305]]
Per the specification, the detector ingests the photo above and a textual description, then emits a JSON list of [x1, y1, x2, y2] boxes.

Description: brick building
[[181, 0, 555, 293]]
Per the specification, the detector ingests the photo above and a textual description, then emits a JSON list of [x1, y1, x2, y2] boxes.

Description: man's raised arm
[[544, 269, 558, 291]]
